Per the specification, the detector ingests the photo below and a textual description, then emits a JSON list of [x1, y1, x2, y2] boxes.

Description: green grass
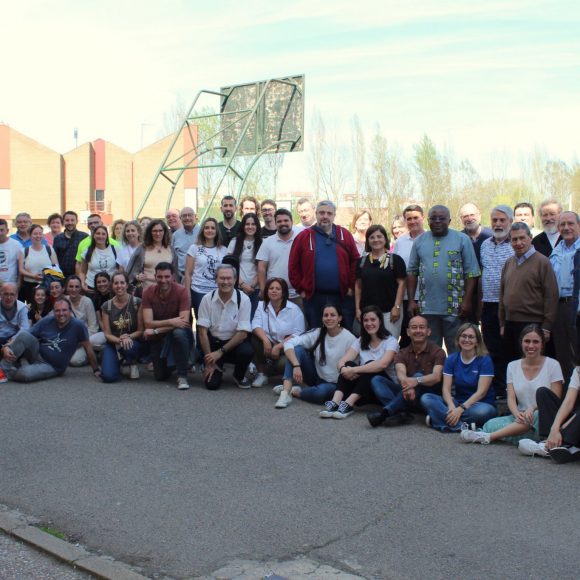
[[38, 525, 67, 541]]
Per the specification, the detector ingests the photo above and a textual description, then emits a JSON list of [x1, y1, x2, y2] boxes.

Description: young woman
[[251, 278, 305, 387], [91, 271, 113, 330], [79, 225, 118, 294], [20, 224, 60, 303], [389, 214, 408, 251], [274, 304, 355, 409], [319, 305, 399, 419], [227, 213, 263, 317], [110, 219, 126, 243], [100, 272, 144, 382], [350, 209, 372, 256], [461, 325, 563, 445], [421, 323, 497, 432], [116, 221, 142, 271], [27, 286, 52, 323], [49, 279, 65, 306]]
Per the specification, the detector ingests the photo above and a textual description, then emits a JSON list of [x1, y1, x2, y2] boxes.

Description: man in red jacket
[[289, 200, 359, 331]]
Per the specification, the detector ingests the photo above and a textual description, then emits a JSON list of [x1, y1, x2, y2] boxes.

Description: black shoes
[[367, 410, 389, 428], [367, 410, 414, 428]]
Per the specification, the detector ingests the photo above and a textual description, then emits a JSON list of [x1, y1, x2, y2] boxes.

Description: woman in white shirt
[[251, 277, 305, 387], [460, 324, 563, 445], [79, 226, 118, 295], [116, 221, 142, 271], [319, 305, 400, 419], [274, 304, 355, 409]]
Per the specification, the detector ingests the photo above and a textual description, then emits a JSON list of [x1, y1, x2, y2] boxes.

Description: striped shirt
[[480, 237, 514, 303]]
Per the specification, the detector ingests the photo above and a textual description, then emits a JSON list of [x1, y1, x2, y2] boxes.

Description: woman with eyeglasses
[[421, 323, 497, 432]]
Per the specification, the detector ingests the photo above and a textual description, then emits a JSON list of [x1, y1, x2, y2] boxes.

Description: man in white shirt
[[294, 197, 316, 231], [0, 219, 24, 286]]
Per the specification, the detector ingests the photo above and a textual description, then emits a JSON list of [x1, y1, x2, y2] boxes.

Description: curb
[[0, 509, 149, 579]]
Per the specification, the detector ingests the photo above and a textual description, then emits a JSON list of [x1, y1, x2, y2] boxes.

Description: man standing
[[239, 196, 260, 218], [407, 205, 480, 353], [218, 195, 242, 245], [532, 199, 562, 257], [295, 197, 316, 231], [197, 264, 253, 390], [165, 208, 182, 233], [260, 199, 277, 238], [367, 316, 445, 427], [10, 212, 37, 248], [459, 203, 492, 266], [52, 211, 88, 278], [171, 207, 200, 281], [289, 200, 359, 331], [514, 202, 540, 236], [479, 205, 514, 397], [499, 222, 559, 364], [0, 219, 24, 287], [142, 262, 193, 390], [549, 211, 580, 382]]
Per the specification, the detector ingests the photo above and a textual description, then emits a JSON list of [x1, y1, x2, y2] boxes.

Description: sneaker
[[333, 401, 354, 419], [234, 376, 252, 389], [425, 415, 431, 428], [291, 386, 302, 397], [518, 439, 548, 457], [460, 429, 491, 444], [549, 445, 580, 464], [275, 391, 292, 409], [129, 364, 140, 380], [272, 384, 284, 395], [251, 373, 268, 388], [0, 368, 7, 383], [177, 377, 190, 390], [319, 401, 339, 418], [383, 412, 415, 427], [247, 362, 257, 378]]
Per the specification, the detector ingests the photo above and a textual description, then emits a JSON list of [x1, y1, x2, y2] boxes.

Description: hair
[[350, 209, 372, 233], [28, 223, 44, 237], [65, 275, 82, 290], [316, 200, 336, 213], [94, 271, 112, 292], [47, 213, 62, 225], [519, 323, 546, 354], [112, 271, 130, 285], [428, 205, 451, 218], [121, 220, 143, 245], [539, 198, 563, 214], [510, 222, 532, 237], [62, 210, 79, 221], [403, 204, 424, 217], [30, 285, 52, 319], [139, 216, 152, 225], [221, 195, 236, 206], [85, 225, 111, 263], [215, 263, 237, 280], [15, 212, 31, 221], [454, 323, 487, 356], [359, 305, 390, 350], [274, 208, 293, 221], [110, 219, 126, 241], [364, 224, 390, 253], [296, 197, 314, 208], [231, 213, 263, 259], [390, 214, 406, 233], [514, 202, 534, 216], [50, 278, 65, 291], [239, 196, 260, 218], [261, 199, 277, 210], [263, 277, 289, 311], [143, 219, 171, 248], [155, 261, 174, 274], [309, 303, 343, 366], [0, 219, 8, 228], [87, 213, 101, 222], [53, 296, 72, 310], [560, 210, 580, 225], [197, 217, 223, 247]]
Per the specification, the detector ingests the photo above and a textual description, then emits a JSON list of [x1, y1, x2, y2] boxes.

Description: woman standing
[[116, 221, 142, 271], [227, 213, 263, 317], [110, 219, 126, 243], [355, 225, 406, 340], [389, 214, 408, 251], [350, 209, 372, 256], [79, 225, 118, 295], [421, 323, 496, 432], [274, 304, 355, 409]]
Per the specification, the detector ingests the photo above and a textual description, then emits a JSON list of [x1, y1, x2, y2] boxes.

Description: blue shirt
[[10, 233, 48, 249], [443, 352, 495, 405], [550, 238, 580, 297], [314, 227, 340, 294]]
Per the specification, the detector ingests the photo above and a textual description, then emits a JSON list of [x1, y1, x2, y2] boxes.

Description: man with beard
[[260, 199, 277, 238], [218, 195, 241, 245], [52, 211, 88, 278], [479, 205, 515, 397], [459, 203, 492, 266], [532, 199, 562, 257]]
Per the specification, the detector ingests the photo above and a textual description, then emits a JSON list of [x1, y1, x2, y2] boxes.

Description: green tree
[[413, 134, 451, 212]]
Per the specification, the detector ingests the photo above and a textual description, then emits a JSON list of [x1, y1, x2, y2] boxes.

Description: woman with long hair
[[274, 304, 355, 409], [350, 209, 372, 256], [27, 285, 52, 323], [116, 221, 142, 271], [91, 271, 113, 329], [79, 225, 118, 295], [227, 212, 263, 317], [110, 219, 126, 243], [421, 323, 497, 432]]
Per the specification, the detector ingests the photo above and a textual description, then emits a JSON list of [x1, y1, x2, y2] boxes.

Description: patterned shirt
[[53, 230, 89, 278], [480, 237, 514, 303]]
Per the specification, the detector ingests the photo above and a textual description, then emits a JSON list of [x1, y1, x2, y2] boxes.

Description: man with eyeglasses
[[407, 205, 480, 353], [171, 207, 200, 282], [260, 199, 277, 238], [166, 208, 182, 233]]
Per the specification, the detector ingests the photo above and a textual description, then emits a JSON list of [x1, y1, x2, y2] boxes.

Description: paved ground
[[0, 367, 579, 579]]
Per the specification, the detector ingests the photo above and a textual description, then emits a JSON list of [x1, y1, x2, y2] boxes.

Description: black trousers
[[536, 387, 580, 445], [204, 333, 253, 390]]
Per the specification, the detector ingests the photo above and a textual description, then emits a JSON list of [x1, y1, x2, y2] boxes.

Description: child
[[28, 286, 52, 323]]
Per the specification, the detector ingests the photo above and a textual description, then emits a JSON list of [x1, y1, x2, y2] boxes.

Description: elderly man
[[165, 208, 182, 233], [295, 197, 316, 231], [197, 264, 253, 390], [0, 283, 29, 369], [289, 200, 359, 330], [0, 219, 24, 286], [407, 205, 480, 352], [218, 195, 242, 245], [171, 207, 200, 281], [10, 212, 38, 248], [549, 211, 580, 383], [499, 223, 559, 364], [532, 199, 562, 257], [459, 203, 493, 266]]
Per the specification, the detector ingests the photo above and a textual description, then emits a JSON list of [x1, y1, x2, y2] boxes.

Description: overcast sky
[[2, 0, 579, 192]]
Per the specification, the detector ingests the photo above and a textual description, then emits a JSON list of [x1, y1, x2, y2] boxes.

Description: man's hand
[[170, 317, 189, 329], [408, 300, 418, 317], [2, 345, 16, 362], [204, 350, 223, 366], [458, 300, 472, 319]]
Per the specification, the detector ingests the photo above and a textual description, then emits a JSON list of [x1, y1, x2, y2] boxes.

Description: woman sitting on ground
[[100, 272, 144, 382], [91, 271, 113, 330], [461, 324, 563, 445], [319, 305, 399, 420], [251, 278, 305, 388], [421, 323, 497, 432], [274, 304, 355, 409]]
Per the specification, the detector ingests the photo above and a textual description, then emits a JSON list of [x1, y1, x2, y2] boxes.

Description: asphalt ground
[[0, 366, 578, 579]]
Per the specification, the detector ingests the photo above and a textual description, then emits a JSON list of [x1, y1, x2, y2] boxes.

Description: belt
[[559, 296, 575, 303]]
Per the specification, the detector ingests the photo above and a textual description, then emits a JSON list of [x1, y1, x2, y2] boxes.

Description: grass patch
[[38, 525, 67, 541]]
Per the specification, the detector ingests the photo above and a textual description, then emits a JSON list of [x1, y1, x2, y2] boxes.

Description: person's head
[[0, 219, 8, 243], [215, 264, 237, 294], [274, 208, 293, 235], [122, 220, 142, 246], [263, 277, 289, 310], [62, 211, 79, 233], [321, 303, 342, 330], [364, 224, 390, 254], [360, 305, 390, 348], [165, 208, 182, 231], [403, 204, 425, 236], [94, 271, 111, 295], [296, 198, 315, 226], [0, 283, 18, 308], [53, 297, 73, 327], [427, 205, 451, 237], [390, 214, 407, 240], [139, 216, 152, 231], [86, 213, 102, 232], [33, 285, 48, 306], [239, 196, 259, 218], [29, 224, 45, 245], [47, 213, 63, 235], [490, 205, 513, 241], [351, 210, 372, 234], [111, 219, 126, 241], [111, 272, 130, 296], [154, 262, 174, 290], [407, 316, 431, 344], [260, 199, 277, 224], [220, 195, 237, 220], [91, 225, 110, 248], [316, 200, 336, 229], [197, 217, 222, 247], [539, 199, 562, 235], [510, 222, 533, 257], [519, 324, 546, 359], [455, 323, 486, 356], [144, 219, 171, 248], [50, 279, 64, 299], [558, 211, 580, 246], [14, 212, 32, 236], [459, 203, 482, 234], [241, 212, 259, 238], [180, 207, 197, 231], [65, 275, 83, 298], [514, 202, 535, 229]]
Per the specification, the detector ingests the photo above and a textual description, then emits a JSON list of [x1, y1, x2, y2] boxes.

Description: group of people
[[0, 195, 578, 464]]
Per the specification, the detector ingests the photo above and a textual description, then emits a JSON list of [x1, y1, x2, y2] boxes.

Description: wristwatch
[[416, 376, 423, 385], [153, 328, 159, 335]]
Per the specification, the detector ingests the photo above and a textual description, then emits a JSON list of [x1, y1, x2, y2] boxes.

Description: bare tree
[[350, 115, 366, 209]]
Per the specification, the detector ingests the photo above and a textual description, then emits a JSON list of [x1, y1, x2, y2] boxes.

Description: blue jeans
[[283, 345, 337, 404], [304, 293, 355, 332], [100, 340, 145, 383], [420, 393, 497, 432], [423, 314, 461, 354], [150, 328, 194, 381], [0, 331, 59, 382], [370, 375, 404, 415]]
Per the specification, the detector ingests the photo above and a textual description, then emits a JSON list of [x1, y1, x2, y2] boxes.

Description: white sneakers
[[275, 391, 293, 408], [460, 430, 491, 444], [251, 373, 268, 388], [518, 439, 548, 457], [129, 364, 140, 380], [177, 377, 190, 390]]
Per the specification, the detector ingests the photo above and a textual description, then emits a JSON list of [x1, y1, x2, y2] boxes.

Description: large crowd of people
[[0, 195, 579, 464]]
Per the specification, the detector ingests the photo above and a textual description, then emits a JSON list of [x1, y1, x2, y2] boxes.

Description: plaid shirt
[[53, 230, 88, 277]]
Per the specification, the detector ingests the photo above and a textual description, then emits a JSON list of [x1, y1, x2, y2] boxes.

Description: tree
[[413, 134, 452, 211], [350, 115, 366, 209]]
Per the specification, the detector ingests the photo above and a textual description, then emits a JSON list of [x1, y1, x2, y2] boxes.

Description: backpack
[[24, 245, 65, 289]]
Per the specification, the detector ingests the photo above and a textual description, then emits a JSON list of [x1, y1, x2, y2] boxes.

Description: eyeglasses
[[459, 334, 477, 341]]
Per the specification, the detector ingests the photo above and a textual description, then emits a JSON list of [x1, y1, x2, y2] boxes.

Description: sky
[[1, 0, 580, 193]]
